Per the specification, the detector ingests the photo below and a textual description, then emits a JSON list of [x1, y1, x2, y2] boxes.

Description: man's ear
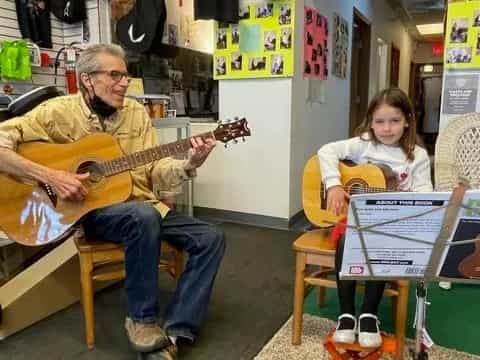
[[80, 73, 92, 91]]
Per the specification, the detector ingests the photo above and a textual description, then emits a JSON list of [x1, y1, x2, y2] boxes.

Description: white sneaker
[[332, 313, 356, 344], [358, 313, 382, 348], [439, 281, 452, 290]]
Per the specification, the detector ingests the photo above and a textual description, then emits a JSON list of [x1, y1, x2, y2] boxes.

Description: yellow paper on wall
[[126, 78, 145, 95], [214, 0, 295, 80], [445, 0, 480, 69]]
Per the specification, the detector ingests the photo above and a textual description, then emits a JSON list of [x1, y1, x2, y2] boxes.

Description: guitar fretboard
[[100, 131, 215, 176]]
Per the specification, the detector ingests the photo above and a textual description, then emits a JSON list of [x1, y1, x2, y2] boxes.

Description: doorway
[[349, 9, 371, 136], [390, 44, 400, 87], [410, 63, 444, 155]]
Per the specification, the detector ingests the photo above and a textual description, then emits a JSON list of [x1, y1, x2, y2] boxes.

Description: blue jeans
[[83, 201, 226, 341]]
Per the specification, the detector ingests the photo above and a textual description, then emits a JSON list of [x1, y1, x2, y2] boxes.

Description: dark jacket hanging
[[116, 0, 166, 53], [50, 0, 87, 24], [15, 0, 52, 48], [194, 0, 239, 23]]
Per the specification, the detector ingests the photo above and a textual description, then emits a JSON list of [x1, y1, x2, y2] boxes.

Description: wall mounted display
[[303, 6, 328, 79], [214, 0, 295, 79], [445, 0, 480, 69], [331, 13, 349, 78]]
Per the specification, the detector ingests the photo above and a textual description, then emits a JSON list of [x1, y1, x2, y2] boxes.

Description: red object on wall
[[65, 69, 78, 94], [432, 43, 444, 57]]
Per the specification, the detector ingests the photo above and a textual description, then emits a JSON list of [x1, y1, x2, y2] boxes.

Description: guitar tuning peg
[[224, 143, 228, 148], [234, 116, 239, 121], [225, 118, 231, 123], [233, 139, 238, 144], [242, 137, 245, 142]]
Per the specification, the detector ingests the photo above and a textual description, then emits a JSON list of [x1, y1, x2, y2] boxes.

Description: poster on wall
[[214, 0, 295, 80], [445, 0, 480, 69], [441, 73, 479, 114], [303, 6, 328, 79], [331, 13, 349, 78]]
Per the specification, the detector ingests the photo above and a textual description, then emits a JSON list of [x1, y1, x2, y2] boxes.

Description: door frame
[[349, 8, 371, 136]]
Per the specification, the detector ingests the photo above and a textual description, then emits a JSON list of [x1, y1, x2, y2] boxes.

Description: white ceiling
[[386, 0, 446, 42]]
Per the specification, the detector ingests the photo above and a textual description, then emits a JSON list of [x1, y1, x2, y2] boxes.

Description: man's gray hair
[[76, 43, 126, 77]]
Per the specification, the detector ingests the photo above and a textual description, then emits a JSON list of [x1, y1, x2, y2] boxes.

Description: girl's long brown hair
[[354, 87, 420, 161]]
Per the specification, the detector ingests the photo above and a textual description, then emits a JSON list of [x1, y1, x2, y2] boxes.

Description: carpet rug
[[254, 314, 480, 360]]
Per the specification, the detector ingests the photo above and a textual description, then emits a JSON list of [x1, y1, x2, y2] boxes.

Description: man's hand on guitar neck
[[326, 185, 351, 216], [185, 137, 216, 170], [45, 169, 90, 202]]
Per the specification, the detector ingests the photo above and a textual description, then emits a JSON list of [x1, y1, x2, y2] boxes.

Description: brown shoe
[[144, 343, 178, 360], [125, 317, 170, 352]]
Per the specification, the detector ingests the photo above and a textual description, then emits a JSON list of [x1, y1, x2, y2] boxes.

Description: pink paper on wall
[[304, 6, 328, 79]]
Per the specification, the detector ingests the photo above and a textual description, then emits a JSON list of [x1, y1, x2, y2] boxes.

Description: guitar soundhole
[[346, 180, 368, 195], [77, 161, 104, 185]]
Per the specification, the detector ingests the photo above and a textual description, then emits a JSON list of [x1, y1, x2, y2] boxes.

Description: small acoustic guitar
[[303, 156, 398, 227], [0, 118, 250, 246], [458, 235, 480, 279]]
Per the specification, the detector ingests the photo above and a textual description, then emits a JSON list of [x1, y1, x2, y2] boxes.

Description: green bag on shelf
[[0, 40, 32, 81]]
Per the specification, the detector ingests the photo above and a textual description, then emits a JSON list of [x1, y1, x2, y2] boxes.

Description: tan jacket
[[0, 93, 195, 217]]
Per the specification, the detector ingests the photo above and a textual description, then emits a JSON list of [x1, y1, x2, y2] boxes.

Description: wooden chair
[[75, 233, 184, 349], [292, 156, 409, 360]]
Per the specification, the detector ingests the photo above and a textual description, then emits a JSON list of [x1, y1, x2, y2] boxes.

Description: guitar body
[[0, 133, 132, 246], [0, 117, 250, 246], [458, 240, 480, 279], [303, 156, 397, 227]]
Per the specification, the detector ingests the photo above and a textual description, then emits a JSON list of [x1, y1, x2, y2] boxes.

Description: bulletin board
[[213, 0, 295, 80], [303, 6, 328, 79], [445, 0, 480, 69], [331, 12, 349, 78]]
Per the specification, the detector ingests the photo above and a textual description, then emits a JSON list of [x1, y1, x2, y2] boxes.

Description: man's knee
[[130, 203, 162, 229], [208, 227, 226, 257]]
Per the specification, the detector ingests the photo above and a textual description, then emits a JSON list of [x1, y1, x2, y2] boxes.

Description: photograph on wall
[[231, 52, 243, 70], [271, 54, 284, 74], [216, 28, 227, 49], [264, 30, 276, 51], [450, 18, 469, 42], [256, 3, 274, 18], [239, 5, 250, 20], [215, 56, 226, 76], [474, 9, 480, 26], [332, 12, 349, 78], [447, 47, 473, 63], [232, 25, 240, 45], [446, 1, 480, 69], [214, 0, 295, 79], [280, 27, 292, 49], [249, 56, 267, 70], [303, 6, 328, 79], [278, 3, 291, 25]]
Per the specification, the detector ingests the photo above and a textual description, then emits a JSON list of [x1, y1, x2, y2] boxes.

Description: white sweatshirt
[[317, 135, 433, 192]]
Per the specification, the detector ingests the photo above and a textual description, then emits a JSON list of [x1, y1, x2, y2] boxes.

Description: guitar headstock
[[213, 117, 251, 144]]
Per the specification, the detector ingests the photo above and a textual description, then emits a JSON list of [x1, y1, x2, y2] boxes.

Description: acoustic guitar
[[303, 156, 398, 227], [0, 118, 250, 246]]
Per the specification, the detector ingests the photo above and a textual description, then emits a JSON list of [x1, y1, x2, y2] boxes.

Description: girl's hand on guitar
[[326, 186, 350, 216], [47, 170, 90, 201]]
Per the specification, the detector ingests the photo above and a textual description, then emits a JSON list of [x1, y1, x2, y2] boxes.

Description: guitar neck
[[100, 131, 215, 176]]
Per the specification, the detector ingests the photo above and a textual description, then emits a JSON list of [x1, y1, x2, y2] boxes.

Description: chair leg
[[317, 267, 327, 307], [79, 253, 95, 350], [394, 284, 409, 360], [317, 286, 327, 307], [292, 252, 306, 345]]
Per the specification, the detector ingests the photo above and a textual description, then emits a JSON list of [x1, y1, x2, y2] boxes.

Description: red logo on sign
[[349, 266, 364, 274]]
